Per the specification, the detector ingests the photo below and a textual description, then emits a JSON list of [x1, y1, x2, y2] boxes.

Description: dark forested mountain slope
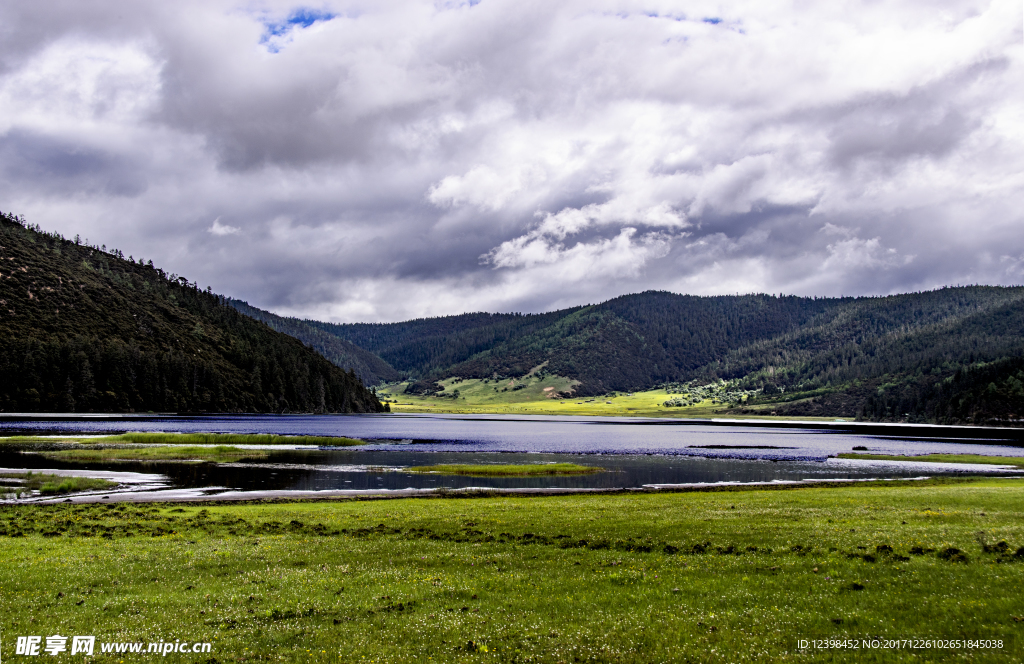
[[228, 299, 401, 386], [702, 287, 1024, 424], [308, 286, 1024, 423], [307, 309, 582, 378], [0, 213, 383, 414], [710, 288, 1024, 386], [321, 292, 846, 393]]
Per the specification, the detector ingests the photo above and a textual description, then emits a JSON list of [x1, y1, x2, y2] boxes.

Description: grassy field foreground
[[1, 480, 1023, 662]]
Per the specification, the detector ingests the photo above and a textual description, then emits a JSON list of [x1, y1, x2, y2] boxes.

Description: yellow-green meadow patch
[[379, 377, 851, 421]]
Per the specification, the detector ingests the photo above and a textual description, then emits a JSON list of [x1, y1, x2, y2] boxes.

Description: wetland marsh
[[2, 415, 1024, 500]]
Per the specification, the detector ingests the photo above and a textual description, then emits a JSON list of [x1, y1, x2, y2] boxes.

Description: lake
[[2, 414, 1022, 497]]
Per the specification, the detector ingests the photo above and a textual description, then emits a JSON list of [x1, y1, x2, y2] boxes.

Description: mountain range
[[236, 287, 1024, 425]]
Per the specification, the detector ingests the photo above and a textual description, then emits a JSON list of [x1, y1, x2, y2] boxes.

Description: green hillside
[[312, 288, 1024, 425], [306, 309, 581, 379], [0, 212, 383, 414], [317, 293, 840, 393], [722, 290, 1024, 422], [229, 299, 401, 386]]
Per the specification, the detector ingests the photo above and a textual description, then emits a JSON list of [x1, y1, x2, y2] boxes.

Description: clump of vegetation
[[112, 432, 364, 447], [838, 453, 1024, 469], [1, 433, 366, 448], [936, 546, 969, 563], [408, 463, 603, 476], [12, 432, 366, 464], [38, 477, 116, 495], [661, 380, 758, 407], [0, 472, 115, 498], [41, 445, 268, 464]]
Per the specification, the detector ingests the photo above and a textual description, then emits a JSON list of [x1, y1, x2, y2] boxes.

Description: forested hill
[[320, 292, 845, 391], [307, 309, 585, 379], [0, 213, 383, 414], [228, 299, 402, 387], [310, 287, 1024, 424]]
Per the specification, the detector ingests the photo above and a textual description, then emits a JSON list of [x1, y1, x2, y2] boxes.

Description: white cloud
[[428, 164, 547, 211], [0, 0, 1021, 321], [0, 39, 160, 135], [822, 237, 909, 271], [208, 218, 241, 236]]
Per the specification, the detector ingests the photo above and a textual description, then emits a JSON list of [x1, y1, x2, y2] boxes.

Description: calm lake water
[[2, 414, 1022, 493]]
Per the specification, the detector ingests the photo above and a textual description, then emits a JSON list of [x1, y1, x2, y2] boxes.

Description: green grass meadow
[[379, 378, 848, 421], [381, 378, 719, 418], [1, 479, 1023, 662]]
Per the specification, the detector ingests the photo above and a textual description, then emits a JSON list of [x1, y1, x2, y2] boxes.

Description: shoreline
[[2, 411, 1024, 442], [12, 474, 1024, 506]]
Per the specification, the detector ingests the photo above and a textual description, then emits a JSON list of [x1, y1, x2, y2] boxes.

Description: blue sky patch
[[703, 17, 722, 24], [261, 8, 336, 52]]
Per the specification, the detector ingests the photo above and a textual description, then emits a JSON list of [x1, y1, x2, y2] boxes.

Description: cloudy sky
[[1, 0, 1022, 322]]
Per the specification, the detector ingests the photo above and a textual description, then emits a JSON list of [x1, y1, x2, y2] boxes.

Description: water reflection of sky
[[3, 448, 1013, 493], [1, 414, 1022, 493], [2, 413, 1023, 459]]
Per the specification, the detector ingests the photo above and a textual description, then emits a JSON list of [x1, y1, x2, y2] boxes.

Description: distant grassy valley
[[377, 373, 840, 420]]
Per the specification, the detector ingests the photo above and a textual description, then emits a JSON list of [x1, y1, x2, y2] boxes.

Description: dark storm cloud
[[0, 129, 148, 196], [0, 0, 1021, 321], [821, 59, 1006, 169]]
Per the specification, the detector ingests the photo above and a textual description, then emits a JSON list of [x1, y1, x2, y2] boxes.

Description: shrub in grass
[[937, 546, 969, 563]]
